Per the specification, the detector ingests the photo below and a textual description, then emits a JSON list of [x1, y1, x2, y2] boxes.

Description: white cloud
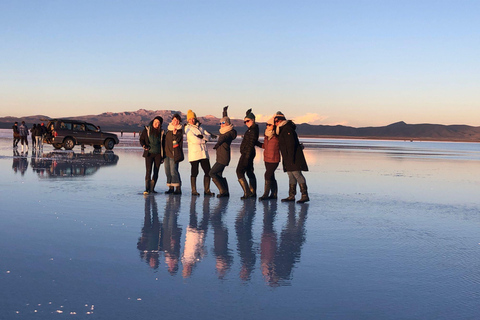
[[292, 113, 328, 125]]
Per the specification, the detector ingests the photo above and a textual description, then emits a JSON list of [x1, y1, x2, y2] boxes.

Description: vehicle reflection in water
[[137, 195, 309, 287], [12, 150, 29, 176], [30, 150, 119, 178]]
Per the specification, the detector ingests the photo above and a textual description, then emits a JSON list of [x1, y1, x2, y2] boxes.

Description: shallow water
[[1, 129, 480, 319]]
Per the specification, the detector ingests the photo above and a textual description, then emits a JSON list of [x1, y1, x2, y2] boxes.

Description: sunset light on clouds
[[1, 1, 480, 127]]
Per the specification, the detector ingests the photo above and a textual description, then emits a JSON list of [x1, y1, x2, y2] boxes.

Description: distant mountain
[[2, 110, 480, 142]]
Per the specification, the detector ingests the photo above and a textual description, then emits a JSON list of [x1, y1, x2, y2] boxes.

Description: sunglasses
[[244, 120, 252, 124], [266, 124, 273, 127], [220, 121, 226, 125]]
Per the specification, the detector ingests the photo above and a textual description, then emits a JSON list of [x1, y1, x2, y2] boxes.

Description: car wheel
[[63, 138, 75, 150], [104, 138, 115, 150], [53, 143, 63, 149]]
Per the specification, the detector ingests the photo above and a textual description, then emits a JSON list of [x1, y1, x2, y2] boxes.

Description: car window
[[86, 124, 98, 132], [60, 122, 72, 130], [73, 123, 85, 131]]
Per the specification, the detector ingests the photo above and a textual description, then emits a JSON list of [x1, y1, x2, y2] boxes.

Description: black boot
[[165, 186, 174, 194], [212, 177, 228, 198], [150, 180, 158, 193], [144, 179, 151, 194], [259, 180, 271, 201], [281, 184, 296, 202], [269, 179, 278, 199], [249, 175, 257, 198], [174, 186, 182, 194], [191, 177, 200, 196], [239, 178, 254, 200], [222, 177, 229, 193], [203, 176, 215, 196], [297, 183, 309, 203]]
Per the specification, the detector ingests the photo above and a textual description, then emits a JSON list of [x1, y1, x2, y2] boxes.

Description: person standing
[[139, 116, 165, 194], [30, 124, 37, 149], [185, 109, 216, 196], [209, 106, 237, 198], [164, 113, 184, 195], [19, 121, 29, 152], [274, 112, 310, 203], [35, 123, 44, 150], [236, 109, 259, 199], [12, 122, 20, 148], [257, 116, 280, 200]]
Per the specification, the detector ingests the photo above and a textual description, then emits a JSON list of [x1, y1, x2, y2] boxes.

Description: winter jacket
[[12, 125, 20, 138], [19, 124, 29, 137], [277, 121, 308, 172], [262, 135, 280, 163], [240, 123, 259, 160], [139, 122, 165, 158], [165, 127, 184, 159], [185, 123, 212, 162], [213, 128, 237, 166]]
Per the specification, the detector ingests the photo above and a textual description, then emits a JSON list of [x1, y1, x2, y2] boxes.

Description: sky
[[1, 0, 480, 127]]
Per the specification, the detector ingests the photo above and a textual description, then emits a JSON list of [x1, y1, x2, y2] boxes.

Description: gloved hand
[[196, 134, 204, 139]]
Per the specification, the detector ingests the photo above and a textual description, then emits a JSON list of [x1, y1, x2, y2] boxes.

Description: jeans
[[287, 171, 306, 185], [164, 157, 181, 187]]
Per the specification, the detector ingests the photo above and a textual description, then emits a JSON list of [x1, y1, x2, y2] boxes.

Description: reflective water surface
[[1, 129, 480, 319]]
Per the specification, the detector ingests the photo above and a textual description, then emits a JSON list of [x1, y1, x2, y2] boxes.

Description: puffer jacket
[[277, 121, 308, 172], [139, 122, 165, 158], [240, 123, 259, 160], [185, 123, 212, 162], [262, 135, 280, 163], [213, 128, 237, 166]]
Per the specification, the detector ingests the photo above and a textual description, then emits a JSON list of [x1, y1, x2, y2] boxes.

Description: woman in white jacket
[[185, 110, 216, 196]]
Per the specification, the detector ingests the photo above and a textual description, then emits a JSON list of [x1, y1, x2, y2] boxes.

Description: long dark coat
[[277, 121, 308, 172]]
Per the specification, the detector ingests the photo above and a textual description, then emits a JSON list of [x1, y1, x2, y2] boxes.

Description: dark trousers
[[145, 153, 163, 182], [209, 162, 226, 181], [264, 162, 279, 181], [236, 155, 255, 180], [190, 158, 211, 179]]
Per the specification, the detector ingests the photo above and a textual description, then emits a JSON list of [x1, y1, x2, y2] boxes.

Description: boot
[[144, 179, 151, 194], [150, 180, 158, 193], [165, 186, 174, 194], [249, 176, 257, 198], [281, 184, 296, 202], [222, 177, 229, 193], [259, 180, 271, 201], [191, 177, 200, 196], [203, 176, 215, 196], [238, 178, 254, 200], [212, 177, 228, 198], [174, 186, 182, 194], [297, 183, 310, 203], [269, 179, 278, 199]]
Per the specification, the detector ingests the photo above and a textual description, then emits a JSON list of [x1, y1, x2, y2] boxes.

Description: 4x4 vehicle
[[44, 119, 119, 150]]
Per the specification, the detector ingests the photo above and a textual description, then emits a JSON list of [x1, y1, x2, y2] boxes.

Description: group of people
[[140, 106, 309, 203], [12, 121, 48, 152]]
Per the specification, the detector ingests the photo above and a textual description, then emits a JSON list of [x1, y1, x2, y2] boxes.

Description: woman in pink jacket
[[257, 116, 280, 200]]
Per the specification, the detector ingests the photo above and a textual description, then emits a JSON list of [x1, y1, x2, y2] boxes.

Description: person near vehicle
[[164, 113, 184, 195], [19, 121, 29, 152], [209, 106, 237, 198], [30, 124, 37, 149], [35, 123, 44, 149], [12, 122, 20, 148], [274, 112, 309, 203], [236, 108, 259, 199], [139, 116, 165, 194], [185, 109, 216, 196], [256, 115, 280, 200]]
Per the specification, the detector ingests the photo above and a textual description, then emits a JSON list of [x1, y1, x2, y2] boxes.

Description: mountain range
[[2, 109, 480, 142]]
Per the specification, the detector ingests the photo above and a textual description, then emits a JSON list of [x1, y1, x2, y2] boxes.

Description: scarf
[[264, 127, 274, 140], [275, 120, 287, 135], [219, 124, 234, 135], [168, 123, 183, 131]]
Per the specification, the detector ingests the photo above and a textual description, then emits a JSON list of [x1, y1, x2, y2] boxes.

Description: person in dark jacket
[[256, 115, 280, 200], [164, 113, 184, 194], [139, 116, 165, 194], [209, 106, 237, 198], [274, 111, 309, 203], [236, 108, 259, 199], [30, 124, 37, 149], [12, 122, 20, 148], [19, 121, 29, 152], [35, 123, 44, 150]]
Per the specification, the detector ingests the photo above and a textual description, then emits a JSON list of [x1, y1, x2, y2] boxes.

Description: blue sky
[[1, 0, 479, 126]]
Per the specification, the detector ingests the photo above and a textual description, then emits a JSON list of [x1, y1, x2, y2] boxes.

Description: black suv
[[44, 119, 119, 150]]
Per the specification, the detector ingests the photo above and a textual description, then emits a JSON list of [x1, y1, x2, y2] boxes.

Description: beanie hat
[[274, 111, 286, 122], [244, 108, 255, 121], [187, 110, 196, 121], [267, 116, 275, 125], [154, 116, 163, 124]]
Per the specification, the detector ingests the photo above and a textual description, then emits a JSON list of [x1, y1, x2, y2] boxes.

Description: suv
[[44, 119, 119, 150]]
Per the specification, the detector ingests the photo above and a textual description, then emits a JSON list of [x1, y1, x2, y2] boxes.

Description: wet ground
[[1, 130, 480, 319]]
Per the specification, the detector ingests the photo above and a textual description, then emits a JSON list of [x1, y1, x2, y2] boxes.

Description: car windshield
[[86, 124, 98, 132]]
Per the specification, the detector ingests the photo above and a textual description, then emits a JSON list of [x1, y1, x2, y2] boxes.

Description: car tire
[[63, 138, 75, 150], [104, 138, 115, 150]]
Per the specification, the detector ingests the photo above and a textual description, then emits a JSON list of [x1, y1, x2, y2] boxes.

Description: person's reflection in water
[[162, 195, 182, 275], [273, 202, 309, 286], [137, 196, 162, 269], [210, 197, 233, 279], [182, 196, 209, 278], [12, 150, 20, 173], [13, 150, 29, 176], [260, 200, 279, 286], [235, 199, 257, 281]]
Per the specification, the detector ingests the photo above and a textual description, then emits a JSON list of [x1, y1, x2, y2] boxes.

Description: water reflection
[[136, 196, 309, 287], [12, 150, 29, 175], [30, 150, 119, 178]]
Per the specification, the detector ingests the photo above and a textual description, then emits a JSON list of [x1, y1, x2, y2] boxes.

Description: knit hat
[[187, 110, 196, 121], [244, 108, 255, 121], [267, 116, 275, 125], [274, 111, 286, 122], [154, 116, 163, 124]]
